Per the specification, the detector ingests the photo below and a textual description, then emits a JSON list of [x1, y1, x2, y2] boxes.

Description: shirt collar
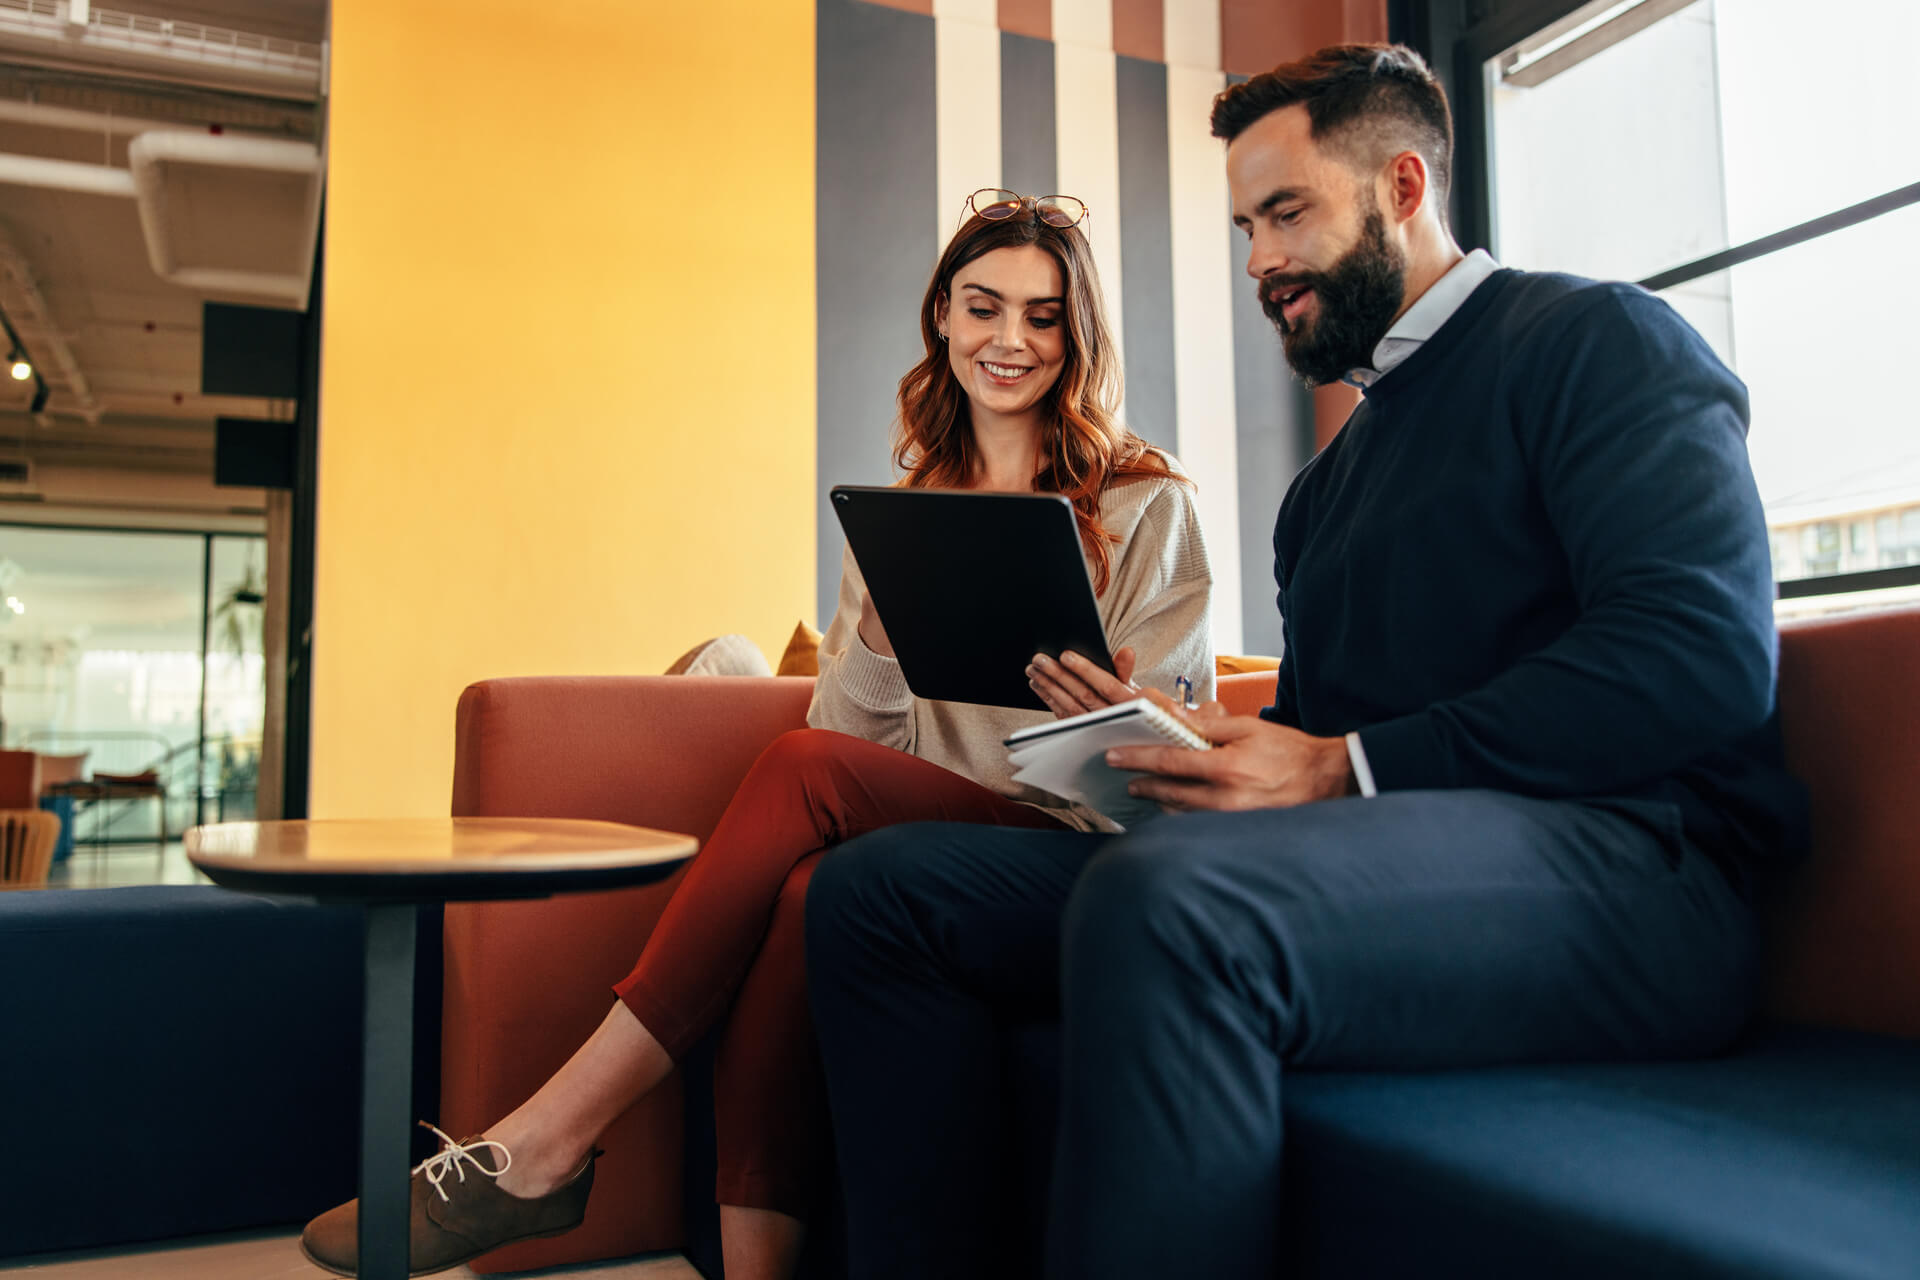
[[1344, 248, 1500, 389]]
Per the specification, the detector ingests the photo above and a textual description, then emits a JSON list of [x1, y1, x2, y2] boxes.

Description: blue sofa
[[1001, 608, 1920, 1279], [0, 885, 431, 1260]]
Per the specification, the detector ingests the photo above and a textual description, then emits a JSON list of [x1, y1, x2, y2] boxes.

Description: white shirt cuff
[[1345, 731, 1378, 798]]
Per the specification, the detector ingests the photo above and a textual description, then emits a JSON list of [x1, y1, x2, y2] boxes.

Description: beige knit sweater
[[807, 463, 1216, 832]]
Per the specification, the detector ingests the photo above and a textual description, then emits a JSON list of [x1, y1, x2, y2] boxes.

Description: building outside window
[[1478, 0, 1920, 615]]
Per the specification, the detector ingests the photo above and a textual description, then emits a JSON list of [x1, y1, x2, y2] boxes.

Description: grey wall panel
[[816, 0, 940, 626], [1226, 110, 1313, 658], [1000, 32, 1058, 198], [1115, 54, 1176, 452]]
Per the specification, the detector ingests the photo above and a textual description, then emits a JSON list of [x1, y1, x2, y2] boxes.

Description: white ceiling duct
[[0, 98, 175, 136], [0, 130, 324, 308], [127, 131, 321, 309], [0, 150, 134, 197]]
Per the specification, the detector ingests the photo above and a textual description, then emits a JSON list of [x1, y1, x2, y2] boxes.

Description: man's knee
[[805, 823, 933, 959], [1065, 824, 1223, 967]]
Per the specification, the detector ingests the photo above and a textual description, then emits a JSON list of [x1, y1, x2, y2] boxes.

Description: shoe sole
[[297, 1222, 583, 1278]]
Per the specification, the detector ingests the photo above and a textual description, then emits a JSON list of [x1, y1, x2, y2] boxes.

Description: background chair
[[0, 810, 60, 887], [0, 750, 39, 810]]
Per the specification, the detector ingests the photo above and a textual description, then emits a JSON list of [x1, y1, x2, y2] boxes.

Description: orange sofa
[[442, 609, 1920, 1276]]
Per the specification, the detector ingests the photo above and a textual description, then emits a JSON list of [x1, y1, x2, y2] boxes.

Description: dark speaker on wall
[[202, 302, 303, 399], [215, 417, 297, 489]]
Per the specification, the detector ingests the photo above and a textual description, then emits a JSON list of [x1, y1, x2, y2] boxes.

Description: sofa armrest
[[1216, 671, 1279, 718], [1769, 609, 1920, 1038], [445, 675, 813, 1273], [452, 675, 817, 831]]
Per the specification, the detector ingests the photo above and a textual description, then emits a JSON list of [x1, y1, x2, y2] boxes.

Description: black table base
[[360, 903, 417, 1280]]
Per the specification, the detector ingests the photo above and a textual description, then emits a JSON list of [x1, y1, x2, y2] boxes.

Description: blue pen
[[1174, 674, 1194, 708]]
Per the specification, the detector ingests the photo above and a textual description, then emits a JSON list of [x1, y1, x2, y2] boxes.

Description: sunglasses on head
[[959, 188, 1090, 231]]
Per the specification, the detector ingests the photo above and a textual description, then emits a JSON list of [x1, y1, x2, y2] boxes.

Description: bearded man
[[804, 43, 1808, 1280]]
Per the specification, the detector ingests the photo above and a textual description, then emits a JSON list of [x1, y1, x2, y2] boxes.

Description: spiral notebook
[[1005, 697, 1211, 830]]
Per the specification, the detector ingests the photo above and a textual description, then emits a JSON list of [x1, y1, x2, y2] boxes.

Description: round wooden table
[[186, 817, 697, 1280]]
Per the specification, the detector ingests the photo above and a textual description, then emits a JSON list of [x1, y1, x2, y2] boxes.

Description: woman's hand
[[857, 591, 895, 658], [1029, 647, 1139, 719]]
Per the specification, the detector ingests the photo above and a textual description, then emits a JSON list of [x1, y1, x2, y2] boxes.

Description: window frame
[[1393, 0, 1920, 600]]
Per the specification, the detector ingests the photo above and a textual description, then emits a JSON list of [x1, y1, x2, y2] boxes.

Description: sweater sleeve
[[807, 541, 916, 752], [1357, 289, 1778, 797], [1101, 478, 1216, 707]]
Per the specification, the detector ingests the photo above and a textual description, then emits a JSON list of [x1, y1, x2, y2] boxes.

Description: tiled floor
[[41, 839, 207, 890], [0, 1228, 701, 1279]]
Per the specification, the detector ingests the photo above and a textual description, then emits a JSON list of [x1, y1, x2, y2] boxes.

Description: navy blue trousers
[[804, 790, 1758, 1280]]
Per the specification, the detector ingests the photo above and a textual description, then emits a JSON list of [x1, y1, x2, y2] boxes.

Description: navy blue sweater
[[1266, 269, 1808, 878]]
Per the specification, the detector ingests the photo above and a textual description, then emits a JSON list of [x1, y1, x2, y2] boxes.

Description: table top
[[186, 817, 697, 902]]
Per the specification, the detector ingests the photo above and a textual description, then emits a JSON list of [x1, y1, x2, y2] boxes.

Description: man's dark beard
[[1260, 210, 1407, 388]]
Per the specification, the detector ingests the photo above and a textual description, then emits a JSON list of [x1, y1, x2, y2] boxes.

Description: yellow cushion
[[776, 620, 823, 677], [1215, 653, 1282, 676]]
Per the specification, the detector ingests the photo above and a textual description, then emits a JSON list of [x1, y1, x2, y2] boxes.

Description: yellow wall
[[314, 0, 815, 818]]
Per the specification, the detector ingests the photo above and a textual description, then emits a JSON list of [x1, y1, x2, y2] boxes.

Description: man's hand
[[1029, 647, 1139, 719], [1107, 690, 1356, 811], [857, 592, 894, 658]]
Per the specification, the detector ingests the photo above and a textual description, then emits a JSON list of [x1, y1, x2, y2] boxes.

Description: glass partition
[[0, 524, 268, 843]]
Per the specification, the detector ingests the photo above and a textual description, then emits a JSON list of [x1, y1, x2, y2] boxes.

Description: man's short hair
[[1212, 44, 1454, 216]]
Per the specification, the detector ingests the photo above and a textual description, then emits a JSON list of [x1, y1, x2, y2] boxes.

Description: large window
[[0, 525, 266, 842], [1409, 0, 1920, 614]]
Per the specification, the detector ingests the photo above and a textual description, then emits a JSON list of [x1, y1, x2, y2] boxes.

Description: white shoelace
[[412, 1121, 513, 1203]]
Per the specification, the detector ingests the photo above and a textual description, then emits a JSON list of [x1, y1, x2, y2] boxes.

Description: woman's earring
[[937, 330, 948, 342]]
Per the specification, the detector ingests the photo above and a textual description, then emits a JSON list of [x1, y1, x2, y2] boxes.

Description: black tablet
[[830, 485, 1116, 711]]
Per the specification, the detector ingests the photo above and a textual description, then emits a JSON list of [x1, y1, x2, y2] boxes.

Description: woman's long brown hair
[[893, 211, 1184, 595]]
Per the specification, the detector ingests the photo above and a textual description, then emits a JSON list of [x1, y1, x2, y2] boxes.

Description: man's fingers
[[1106, 742, 1221, 778], [1140, 687, 1197, 721], [1168, 699, 1261, 744], [1126, 774, 1222, 809]]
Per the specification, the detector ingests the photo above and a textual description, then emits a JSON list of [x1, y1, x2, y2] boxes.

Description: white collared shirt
[[1343, 248, 1500, 390], [1337, 249, 1501, 796]]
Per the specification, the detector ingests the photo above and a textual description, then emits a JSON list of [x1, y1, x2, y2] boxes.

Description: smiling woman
[[940, 252, 1069, 459], [896, 202, 1181, 594]]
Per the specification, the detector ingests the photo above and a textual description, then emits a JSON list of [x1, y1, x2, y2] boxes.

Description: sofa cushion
[[1282, 1024, 1920, 1279], [1003, 1024, 1920, 1278], [664, 634, 774, 677], [0, 885, 368, 1258]]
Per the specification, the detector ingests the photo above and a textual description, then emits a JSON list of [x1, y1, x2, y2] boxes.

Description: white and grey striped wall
[[816, 0, 1384, 655]]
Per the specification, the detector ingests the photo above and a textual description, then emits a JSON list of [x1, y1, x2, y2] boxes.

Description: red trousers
[[611, 728, 1064, 1217]]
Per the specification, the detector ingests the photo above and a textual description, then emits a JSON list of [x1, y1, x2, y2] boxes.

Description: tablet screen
[[830, 486, 1115, 710]]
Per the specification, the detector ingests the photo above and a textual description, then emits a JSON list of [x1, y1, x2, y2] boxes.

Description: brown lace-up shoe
[[300, 1124, 598, 1277]]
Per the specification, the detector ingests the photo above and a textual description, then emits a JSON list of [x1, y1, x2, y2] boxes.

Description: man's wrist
[[1321, 734, 1359, 799]]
